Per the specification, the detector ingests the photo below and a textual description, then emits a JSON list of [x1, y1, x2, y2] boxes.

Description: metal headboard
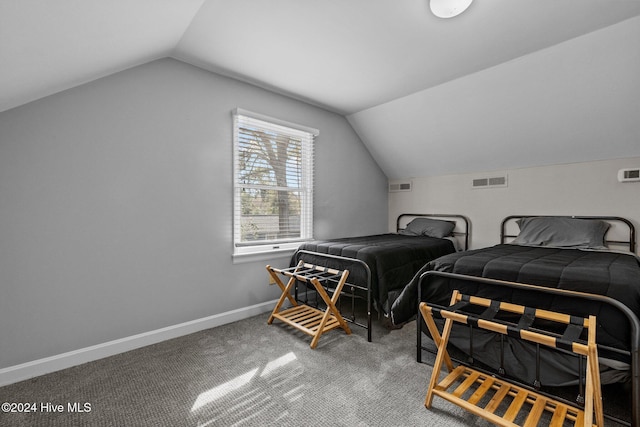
[[397, 213, 470, 251], [500, 215, 637, 253]]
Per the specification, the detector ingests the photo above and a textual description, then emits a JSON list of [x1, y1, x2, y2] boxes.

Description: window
[[233, 108, 318, 256]]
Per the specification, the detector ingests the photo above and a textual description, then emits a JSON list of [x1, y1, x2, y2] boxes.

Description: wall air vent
[[388, 181, 412, 192], [472, 175, 508, 189], [618, 168, 640, 182]]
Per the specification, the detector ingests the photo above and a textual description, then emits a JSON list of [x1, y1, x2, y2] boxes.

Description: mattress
[[294, 233, 456, 314], [391, 244, 640, 359]]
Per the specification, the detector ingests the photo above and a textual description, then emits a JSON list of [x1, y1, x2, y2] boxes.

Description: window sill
[[232, 248, 297, 264]]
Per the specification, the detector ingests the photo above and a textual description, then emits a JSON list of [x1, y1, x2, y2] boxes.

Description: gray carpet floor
[[0, 308, 631, 426]]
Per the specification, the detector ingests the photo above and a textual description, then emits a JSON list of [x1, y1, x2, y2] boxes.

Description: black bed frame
[[397, 213, 470, 252], [416, 215, 640, 426], [500, 214, 636, 252], [292, 213, 470, 343]]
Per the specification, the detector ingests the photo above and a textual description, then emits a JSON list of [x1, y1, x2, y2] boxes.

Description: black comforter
[[390, 244, 640, 352], [295, 234, 455, 313]]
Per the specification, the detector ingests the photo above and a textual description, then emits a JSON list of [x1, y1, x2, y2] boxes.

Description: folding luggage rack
[[266, 261, 352, 348], [420, 290, 604, 426]]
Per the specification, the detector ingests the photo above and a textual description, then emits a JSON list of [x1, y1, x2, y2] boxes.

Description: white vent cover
[[618, 168, 640, 182], [389, 181, 412, 192], [472, 175, 508, 189]]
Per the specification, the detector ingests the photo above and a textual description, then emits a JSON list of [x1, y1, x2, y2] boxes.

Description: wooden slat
[[523, 396, 547, 427], [484, 383, 511, 414], [272, 314, 316, 335], [288, 309, 318, 323], [298, 315, 323, 327], [503, 389, 528, 422], [549, 404, 568, 426], [452, 370, 481, 398], [436, 366, 467, 391], [467, 376, 496, 405], [420, 291, 603, 427], [435, 390, 519, 427], [430, 363, 600, 427]]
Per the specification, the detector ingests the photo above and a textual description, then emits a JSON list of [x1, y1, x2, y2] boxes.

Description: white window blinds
[[233, 108, 317, 254]]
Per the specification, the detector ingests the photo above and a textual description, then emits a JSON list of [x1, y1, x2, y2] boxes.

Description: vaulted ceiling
[[2, 0, 640, 178]]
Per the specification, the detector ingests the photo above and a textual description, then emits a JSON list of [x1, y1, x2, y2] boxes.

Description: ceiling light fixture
[[430, 0, 473, 18]]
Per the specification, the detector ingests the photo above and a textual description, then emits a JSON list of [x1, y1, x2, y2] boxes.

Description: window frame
[[232, 108, 318, 258]]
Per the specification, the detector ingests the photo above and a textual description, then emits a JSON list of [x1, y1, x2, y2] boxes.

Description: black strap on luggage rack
[[420, 290, 604, 426], [293, 250, 373, 342]]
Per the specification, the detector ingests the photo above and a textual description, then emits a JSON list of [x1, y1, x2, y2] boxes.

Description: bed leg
[[417, 315, 423, 363], [576, 355, 585, 405], [417, 279, 422, 363], [633, 349, 640, 427], [367, 289, 372, 342], [467, 324, 474, 365], [498, 335, 506, 376], [533, 343, 541, 390]]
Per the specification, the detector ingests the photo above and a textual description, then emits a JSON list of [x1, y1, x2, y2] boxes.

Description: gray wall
[[0, 58, 388, 369]]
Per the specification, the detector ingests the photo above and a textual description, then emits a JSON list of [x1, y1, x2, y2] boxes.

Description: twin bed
[[389, 215, 640, 426], [294, 214, 640, 425], [291, 214, 469, 341]]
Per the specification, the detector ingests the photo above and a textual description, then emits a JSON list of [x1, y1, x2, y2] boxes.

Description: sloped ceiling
[[2, 0, 640, 177], [0, 0, 205, 113], [349, 15, 640, 179]]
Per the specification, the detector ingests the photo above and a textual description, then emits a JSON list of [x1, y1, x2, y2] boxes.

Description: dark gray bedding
[[389, 244, 640, 385], [294, 234, 456, 314], [391, 244, 640, 347]]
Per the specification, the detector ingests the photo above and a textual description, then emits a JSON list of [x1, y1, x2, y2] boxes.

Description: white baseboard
[[0, 299, 279, 387]]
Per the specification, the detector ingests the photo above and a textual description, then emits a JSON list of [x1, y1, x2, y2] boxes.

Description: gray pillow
[[512, 217, 610, 249], [400, 218, 456, 238]]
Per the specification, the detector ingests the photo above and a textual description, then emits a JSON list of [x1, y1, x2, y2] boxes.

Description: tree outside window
[[233, 109, 316, 254]]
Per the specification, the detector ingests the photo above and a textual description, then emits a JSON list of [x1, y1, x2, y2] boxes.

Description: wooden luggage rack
[[420, 290, 604, 427], [266, 261, 351, 348]]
